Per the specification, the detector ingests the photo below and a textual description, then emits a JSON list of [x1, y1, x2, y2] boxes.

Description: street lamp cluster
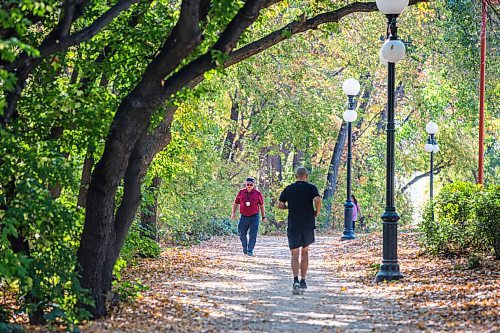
[[338, 0, 421, 282], [374, 0, 407, 282], [425, 121, 439, 221], [340, 78, 360, 240]]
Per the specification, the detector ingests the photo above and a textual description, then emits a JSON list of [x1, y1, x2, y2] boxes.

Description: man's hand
[[230, 213, 236, 220], [314, 210, 319, 218]]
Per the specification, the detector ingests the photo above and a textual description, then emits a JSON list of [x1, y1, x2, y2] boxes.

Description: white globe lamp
[[343, 109, 358, 123], [342, 78, 360, 96], [379, 47, 389, 66], [381, 40, 406, 63], [424, 143, 434, 153], [376, 0, 409, 15], [425, 121, 439, 135]]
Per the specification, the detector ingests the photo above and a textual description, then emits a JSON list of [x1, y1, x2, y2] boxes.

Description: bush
[[120, 223, 161, 263], [0, 180, 92, 327], [419, 182, 499, 258], [162, 217, 236, 246]]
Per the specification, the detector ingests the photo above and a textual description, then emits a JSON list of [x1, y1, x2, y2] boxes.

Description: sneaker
[[299, 279, 307, 289], [247, 251, 254, 256], [292, 281, 300, 295], [243, 249, 248, 255]]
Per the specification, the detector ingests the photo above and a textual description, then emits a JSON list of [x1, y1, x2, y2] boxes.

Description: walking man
[[231, 177, 266, 256], [278, 167, 321, 294]]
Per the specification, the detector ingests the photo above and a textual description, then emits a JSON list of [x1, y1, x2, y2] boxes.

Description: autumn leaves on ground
[[20, 231, 487, 333]]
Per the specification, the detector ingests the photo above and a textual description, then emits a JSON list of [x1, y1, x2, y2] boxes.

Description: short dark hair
[[295, 167, 308, 178], [245, 177, 255, 183]]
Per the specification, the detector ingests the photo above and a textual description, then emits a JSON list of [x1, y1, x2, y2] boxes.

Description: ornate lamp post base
[[341, 200, 355, 240], [375, 211, 404, 282], [375, 262, 404, 282]]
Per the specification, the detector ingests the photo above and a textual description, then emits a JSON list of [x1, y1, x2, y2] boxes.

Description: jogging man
[[231, 177, 266, 256], [278, 167, 321, 294]]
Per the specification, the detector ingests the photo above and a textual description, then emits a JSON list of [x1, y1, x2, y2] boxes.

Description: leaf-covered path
[[80, 233, 499, 333]]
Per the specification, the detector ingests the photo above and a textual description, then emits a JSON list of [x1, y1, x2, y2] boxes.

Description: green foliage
[[419, 182, 499, 258], [120, 224, 161, 263], [112, 280, 149, 303], [0, 179, 92, 326], [159, 175, 238, 246]]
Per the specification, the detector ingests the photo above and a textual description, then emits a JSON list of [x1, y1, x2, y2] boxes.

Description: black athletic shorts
[[287, 229, 315, 249]]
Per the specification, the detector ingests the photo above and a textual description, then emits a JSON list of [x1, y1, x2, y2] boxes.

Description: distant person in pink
[[351, 194, 362, 230]]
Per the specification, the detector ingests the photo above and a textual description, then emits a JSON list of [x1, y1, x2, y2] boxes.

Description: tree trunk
[[77, 92, 153, 317], [141, 176, 162, 240], [222, 90, 239, 161], [100, 110, 174, 295], [77, 149, 95, 207], [258, 146, 272, 191], [292, 150, 304, 169], [322, 121, 348, 229], [101, 132, 148, 294]]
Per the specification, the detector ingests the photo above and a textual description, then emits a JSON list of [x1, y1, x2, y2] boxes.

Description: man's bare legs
[[300, 246, 309, 280], [291, 248, 300, 278]]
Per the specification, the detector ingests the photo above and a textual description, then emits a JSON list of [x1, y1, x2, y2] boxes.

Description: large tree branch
[[5, 0, 139, 72], [212, 0, 263, 53], [227, 0, 426, 66], [401, 161, 453, 193], [161, 0, 425, 103], [159, 0, 265, 99], [140, 0, 203, 85], [144, 106, 177, 164]]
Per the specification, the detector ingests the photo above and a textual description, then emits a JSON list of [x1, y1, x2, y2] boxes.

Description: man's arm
[[313, 196, 321, 217], [231, 202, 239, 220], [278, 201, 287, 209], [260, 203, 266, 221]]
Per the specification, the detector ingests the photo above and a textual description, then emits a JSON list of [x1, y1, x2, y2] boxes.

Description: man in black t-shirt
[[278, 167, 321, 295]]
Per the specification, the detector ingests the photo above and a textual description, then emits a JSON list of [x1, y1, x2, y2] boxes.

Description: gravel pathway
[[170, 235, 415, 333]]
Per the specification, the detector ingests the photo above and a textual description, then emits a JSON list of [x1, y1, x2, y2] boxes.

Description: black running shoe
[[299, 279, 307, 289], [292, 281, 300, 295]]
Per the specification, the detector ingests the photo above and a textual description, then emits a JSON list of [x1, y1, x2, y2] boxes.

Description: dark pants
[[238, 214, 259, 252]]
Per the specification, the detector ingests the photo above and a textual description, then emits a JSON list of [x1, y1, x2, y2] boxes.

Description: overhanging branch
[[401, 161, 453, 193], [227, 0, 426, 66]]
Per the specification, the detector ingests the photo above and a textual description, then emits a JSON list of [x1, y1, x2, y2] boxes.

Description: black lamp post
[[375, 0, 408, 282], [341, 78, 360, 240], [424, 121, 439, 220]]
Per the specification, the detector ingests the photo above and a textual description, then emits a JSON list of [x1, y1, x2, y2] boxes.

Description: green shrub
[[120, 223, 161, 263], [474, 187, 500, 259], [113, 280, 149, 303], [162, 217, 236, 246], [0, 180, 92, 327], [419, 182, 499, 258]]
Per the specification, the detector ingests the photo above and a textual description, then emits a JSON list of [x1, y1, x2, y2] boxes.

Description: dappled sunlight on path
[[79, 233, 498, 333]]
